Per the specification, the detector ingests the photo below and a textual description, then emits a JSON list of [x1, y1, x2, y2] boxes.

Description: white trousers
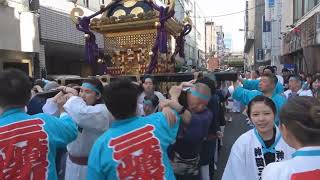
[[232, 100, 241, 113], [200, 165, 210, 180], [64, 156, 88, 180]]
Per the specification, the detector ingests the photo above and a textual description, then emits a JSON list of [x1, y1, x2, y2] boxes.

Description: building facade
[[224, 33, 233, 52], [244, 0, 256, 70], [224, 52, 245, 72], [244, 0, 274, 71], [268, 0, 282, 70], [281, 0, 320, 73], [253, 0, 267, 68], [194, 2, 206, 68], [205, 21, 217, 58], [0, 0, 40, 77], [36, 0, 106, 77], [168, 0, 206, 69], [1, 0, 207, 76], [216, 25, 225, 65]]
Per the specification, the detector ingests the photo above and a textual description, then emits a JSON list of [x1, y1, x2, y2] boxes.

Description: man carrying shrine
[[0, 69, 78, 180], [61, 78, 113, 180], [170, 83, 213, 180], [87, 78, 191, 179]]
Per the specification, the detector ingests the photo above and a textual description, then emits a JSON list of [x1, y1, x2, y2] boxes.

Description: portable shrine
[[88, 0, 188, 75]]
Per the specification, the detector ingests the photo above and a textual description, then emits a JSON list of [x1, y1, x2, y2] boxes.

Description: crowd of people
[[0, 66, 320, 180], [222, 65, 320, 180]]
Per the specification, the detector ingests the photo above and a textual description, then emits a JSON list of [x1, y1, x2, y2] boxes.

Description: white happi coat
[[283, 88, 313, 99], [63, 96, 114, 180], [262, 146, 320, 180], [222, 128, 295, 180]]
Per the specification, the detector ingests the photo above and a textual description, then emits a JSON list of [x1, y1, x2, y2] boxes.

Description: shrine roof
[[89, 0, 184, 36]]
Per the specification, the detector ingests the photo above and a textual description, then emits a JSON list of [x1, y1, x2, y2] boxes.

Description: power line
[[176, 3, 265, 19]]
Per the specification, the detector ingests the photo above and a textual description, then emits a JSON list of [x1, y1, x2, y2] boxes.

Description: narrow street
[[2, 0, 320, 179], [214, 113, 251, 180]]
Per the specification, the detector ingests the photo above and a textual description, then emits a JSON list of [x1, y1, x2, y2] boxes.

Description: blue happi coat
[[0, 108, 78, 180], [243, 79, 284, 94], [87, 112, 180, 180], [233, 87, 287, 125]]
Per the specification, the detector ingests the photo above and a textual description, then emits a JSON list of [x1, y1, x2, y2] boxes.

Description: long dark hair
[[247, 95, 276, 118], [280, 96, 320, 145], [310, 76, 320, 92], [144, 94, 159, 108]]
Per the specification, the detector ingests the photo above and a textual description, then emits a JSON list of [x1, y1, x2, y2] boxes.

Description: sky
[[199, 0, 246, 52]]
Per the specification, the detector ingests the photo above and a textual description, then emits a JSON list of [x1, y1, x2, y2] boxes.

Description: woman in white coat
[[262, 96, 320, 180], [222, 95, 294, 180], [62, 78, 113, 180]]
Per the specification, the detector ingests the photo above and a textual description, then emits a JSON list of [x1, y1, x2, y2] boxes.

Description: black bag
[[171, 151, 200, 176]]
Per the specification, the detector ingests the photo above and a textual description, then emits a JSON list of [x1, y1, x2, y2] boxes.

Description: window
[[84, 0, 89, 8], [294, 0, 319, 22], [304, 0, 318, 14], [317, 13, 320, 31], [294, 0, 303, 22]]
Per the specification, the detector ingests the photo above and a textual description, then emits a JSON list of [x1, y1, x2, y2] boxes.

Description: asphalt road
[[214, 112, 251, 180]]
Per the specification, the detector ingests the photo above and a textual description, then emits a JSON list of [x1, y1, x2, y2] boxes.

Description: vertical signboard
[[262, 16, 272, 50], [265, 0, 275, 21], [256, 48, 264, 62]]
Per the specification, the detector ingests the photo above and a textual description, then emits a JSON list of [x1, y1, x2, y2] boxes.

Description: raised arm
[[160, 85, 192, 126], [242, 79, 261, 90], [232, 82, 260, 106]]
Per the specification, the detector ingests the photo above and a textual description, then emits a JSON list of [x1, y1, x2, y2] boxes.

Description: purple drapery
[[75, 0, 122, 72], [76, 8, 109, 75], [146, 2, 175, 74], [76, 20, 97, 64], [171, 24, 192, 62]]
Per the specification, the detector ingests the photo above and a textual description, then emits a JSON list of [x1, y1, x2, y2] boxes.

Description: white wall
[[248, 0, 256, 32], [195, 2, 206, 52], [0, 6, 21, 51], [0, 5, 39, 53], [248, 45, 255, 68], [205, 23, 217, 54], [280, 0, 293, 31], [7, 0, 29, 11], [174, 0, 185, 22], [280, 0, 293, 56], [77, 0, 109, 11], [20, 12, 40, 52]]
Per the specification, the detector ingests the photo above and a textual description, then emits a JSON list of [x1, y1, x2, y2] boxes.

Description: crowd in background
[[1, 67, 320, 180]]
